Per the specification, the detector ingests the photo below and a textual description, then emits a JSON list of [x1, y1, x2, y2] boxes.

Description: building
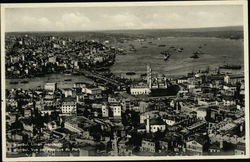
[[234, 143, 245, 155], [61, 98, 77, 115], [44, 83, 57, 91], [130, 85, 151, 95], [110, 105, 122, 118], [101, 105, 109, 117], [140, 139, 156, 153], [82, 86, 102, 95], [149, 118, 166, 133], [186, 139, 205, 155]]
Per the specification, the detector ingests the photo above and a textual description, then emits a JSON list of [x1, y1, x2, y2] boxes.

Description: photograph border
[[1, 1, 249, 161]]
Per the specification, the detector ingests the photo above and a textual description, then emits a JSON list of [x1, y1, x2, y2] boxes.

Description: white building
[[82, 87, 102, 95], [44, 83, 57, 91], [130, 86, 151, 95], [110, 105, 121, 117], [101, 105, 109, 117], [61, 101, 76, 115]]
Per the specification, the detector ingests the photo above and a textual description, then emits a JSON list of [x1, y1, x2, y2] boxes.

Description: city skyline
[[5, 5, 243, 32]]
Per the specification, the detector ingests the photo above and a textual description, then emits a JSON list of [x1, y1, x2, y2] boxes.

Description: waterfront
[[110, 37, 244, 77], [6, 74, 94, 90], [5, 36, 244, 90]]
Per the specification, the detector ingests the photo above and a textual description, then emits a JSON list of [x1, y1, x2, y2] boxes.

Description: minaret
[[147, 65, 152, 88], [146, 115, 150, 133], [112, 132, 118, 156]]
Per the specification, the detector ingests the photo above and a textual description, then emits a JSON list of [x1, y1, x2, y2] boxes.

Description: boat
[[142, 46, 148, 48], [190, 53, 199, 59], [64, 79, 72, 81], [126, 72, 136, 75], [164, 54, 170, 61], [177, 48, 184, 52], [219, 64, 241, 70], [20, 80, 29, 84], [10, 81, 18, 84], [160, 50, 169, 55], [158, 44, 166, 47]]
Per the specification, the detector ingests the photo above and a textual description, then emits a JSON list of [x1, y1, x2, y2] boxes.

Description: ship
[[219, 64, 241, 70], [10, 81, 18, 84]]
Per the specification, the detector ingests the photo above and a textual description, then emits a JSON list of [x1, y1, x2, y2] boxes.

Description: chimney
[[146, 115, 150, 133]]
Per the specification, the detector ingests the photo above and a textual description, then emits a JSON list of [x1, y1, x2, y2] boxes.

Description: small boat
[[20, 80, 29, 84], [64, 79, 72, 81], [164, 54, 170, 61], [142, 46, 148, 48], [190, 53, 199, 59], [219, 64, 241, 70], [158, 44, 166, 47], [126, 72, 136, 75], [177, 48, 184, 52], [10, 81, 18, 84]]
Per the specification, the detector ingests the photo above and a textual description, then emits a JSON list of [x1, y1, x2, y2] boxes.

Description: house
[[140, 111, 160, 124], [186, 136, 208, 155], [234, 143, 245, 155], [24, 109, 32, 118], [177, 77, 188, 84], [101, 105, 109, 118], [82, 84, 102, 95], [110, 105, 122, 118], [159, 140, 168, 152], [64, 119, 83, 134], [62, 88, 73, 97], [140, 139, 157, 153], [208, 142, 222, 154], [61, 98, 77, 115], [117, 138, 133, 156], [79, 146, 96, 156], [130, 85, 151, 95], [148, 118, 166, 133], [222, 96, 236, 106], [44, 83, 57, 91], [195, 107, 207, 120]]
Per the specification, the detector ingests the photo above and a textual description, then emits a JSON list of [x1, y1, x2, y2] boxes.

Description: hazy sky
[[5, 5, 243, 32]]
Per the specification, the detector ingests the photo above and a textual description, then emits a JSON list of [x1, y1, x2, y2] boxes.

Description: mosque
[[130, 65, 168, 95]]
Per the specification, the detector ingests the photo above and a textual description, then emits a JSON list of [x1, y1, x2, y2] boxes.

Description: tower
[[147, 65, 152, 88], [146, 115, 150, 133], [111, 132, 119, 156]]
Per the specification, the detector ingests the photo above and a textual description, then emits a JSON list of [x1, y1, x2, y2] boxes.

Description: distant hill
[[6, 26, 244, 41], [101, 26, 244, 40]]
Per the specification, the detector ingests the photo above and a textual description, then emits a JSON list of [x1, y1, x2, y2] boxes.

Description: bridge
[[80, 70, 121, 87]]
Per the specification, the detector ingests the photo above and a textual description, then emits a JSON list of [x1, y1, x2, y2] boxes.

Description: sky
[[5, 5, 243, 32]]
